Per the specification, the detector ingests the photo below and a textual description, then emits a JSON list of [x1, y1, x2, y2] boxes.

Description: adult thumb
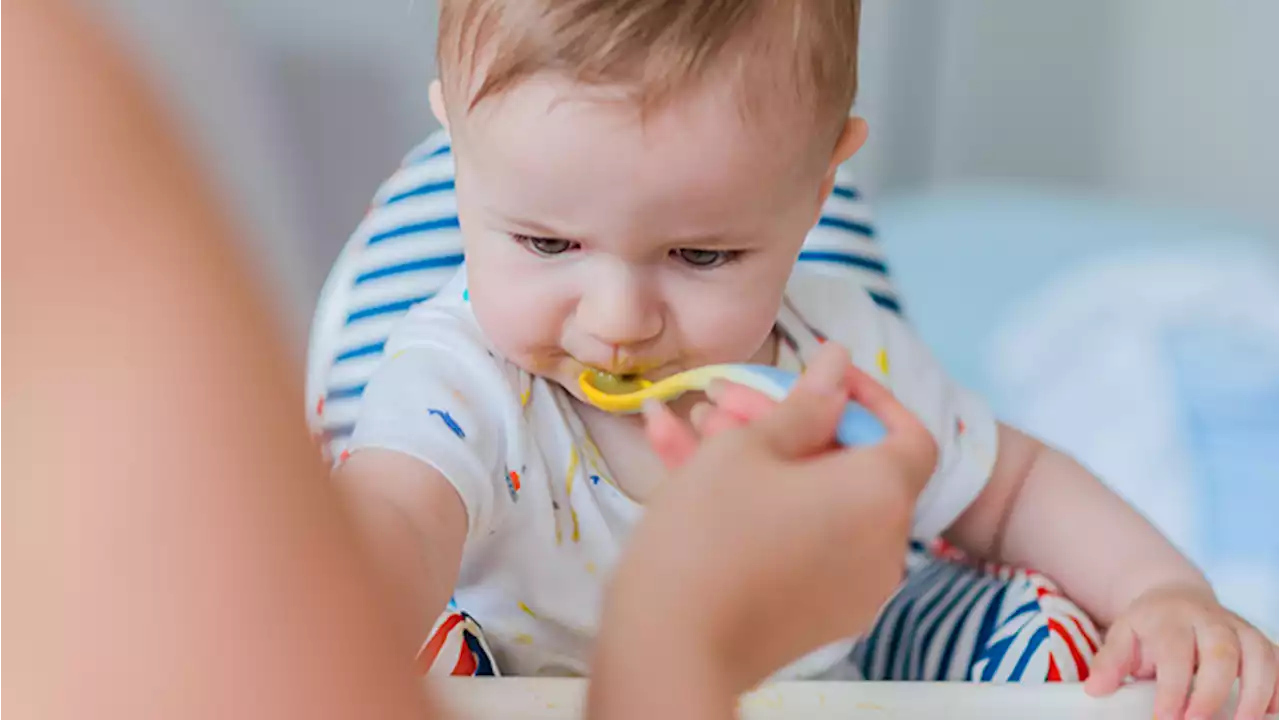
[[749, 343, 850, 459]]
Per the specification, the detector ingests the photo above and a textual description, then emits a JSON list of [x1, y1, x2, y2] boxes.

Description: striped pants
[[419, 540, 1100, 682]]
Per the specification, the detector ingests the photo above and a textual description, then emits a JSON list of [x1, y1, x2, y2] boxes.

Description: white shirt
[[350, 265, 997, 679]]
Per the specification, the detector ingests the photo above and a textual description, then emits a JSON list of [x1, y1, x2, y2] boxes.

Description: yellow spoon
[[578, 365, 886, 446]]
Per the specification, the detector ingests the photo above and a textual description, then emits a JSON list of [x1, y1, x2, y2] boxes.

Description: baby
[[339, 0, 1277, 716]]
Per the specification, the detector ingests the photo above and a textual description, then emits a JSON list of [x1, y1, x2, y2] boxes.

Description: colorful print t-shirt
[[348, 265, 997, 679]]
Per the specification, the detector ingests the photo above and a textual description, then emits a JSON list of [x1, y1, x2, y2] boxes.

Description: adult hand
[[589, 344, 937, 719]]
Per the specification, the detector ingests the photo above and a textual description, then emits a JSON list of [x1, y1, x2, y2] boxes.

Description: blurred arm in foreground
[[2, 2, 430, 717]]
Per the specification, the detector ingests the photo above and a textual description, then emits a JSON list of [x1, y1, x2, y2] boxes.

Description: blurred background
[[94, 0, 1277, 634]]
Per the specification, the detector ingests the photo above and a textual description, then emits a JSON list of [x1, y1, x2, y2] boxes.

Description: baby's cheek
[[674, 294, 779, 362], [474, 293, 550, 350], [471, 270, 575, 364]]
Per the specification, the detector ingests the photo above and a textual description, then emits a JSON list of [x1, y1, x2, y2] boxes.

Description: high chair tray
[[436, 678, 1227, 719]]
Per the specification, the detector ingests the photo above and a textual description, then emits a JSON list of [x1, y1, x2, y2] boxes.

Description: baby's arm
[[334, 308, 516, 660], [946, 423, 1206, 624], [948, 425, 1278, 718], [336, 452, 467, 657]]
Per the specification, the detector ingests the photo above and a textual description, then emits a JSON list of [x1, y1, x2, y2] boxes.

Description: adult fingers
[[641, 399, 698, 469], [708, 348, 925, 452], [746, 343, 849, 459], [840, 363, 917, 436], [690, 401, 749, 439], [704, 379, 778, 422], [841, 364, 937, 474], [808, 382, 937, 501]]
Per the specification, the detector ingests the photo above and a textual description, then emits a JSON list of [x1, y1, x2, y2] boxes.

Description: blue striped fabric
[[308, 130, 900, 454], [849, 546, 1099, 682]]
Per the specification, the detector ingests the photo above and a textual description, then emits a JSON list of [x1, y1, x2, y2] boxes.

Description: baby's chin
[[548, 368, 593, 403], [507, 356, 593, 400]]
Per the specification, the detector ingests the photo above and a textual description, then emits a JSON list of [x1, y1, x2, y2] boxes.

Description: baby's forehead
[[458, 75, 827, 237], [464, 72, 827, 177], [458, 81, 819, 248]]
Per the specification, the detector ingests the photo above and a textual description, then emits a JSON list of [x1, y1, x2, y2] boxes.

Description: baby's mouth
[[584, 368, 649, 395], [590, 347, 659, 379], [583, 360, 647, 383], [575, 355, 663, 393]]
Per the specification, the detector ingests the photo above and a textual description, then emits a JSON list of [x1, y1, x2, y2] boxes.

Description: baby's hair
[[437, 0, 860, 140]]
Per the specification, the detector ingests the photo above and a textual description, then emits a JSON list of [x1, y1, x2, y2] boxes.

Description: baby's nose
[[578, 275, 663, 348], [583, 306, 663, 349]]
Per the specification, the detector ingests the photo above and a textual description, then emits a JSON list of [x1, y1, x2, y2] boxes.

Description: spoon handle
[[722, 365, 886, 447]]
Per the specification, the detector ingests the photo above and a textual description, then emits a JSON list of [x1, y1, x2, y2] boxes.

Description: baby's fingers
[[1264, 638, 1274, 712], [1086, 621, 1139, 697], [1233, 627, 1278, 720], [1185, 623, 1239, 719], [1269, 638, 1280, 712], [1150, 629, 1195, 720]]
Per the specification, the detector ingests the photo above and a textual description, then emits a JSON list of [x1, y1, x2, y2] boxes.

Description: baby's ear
[[831, 117, 868, 168], [429, 79, 450, 131], [818, 117, 868, 199]]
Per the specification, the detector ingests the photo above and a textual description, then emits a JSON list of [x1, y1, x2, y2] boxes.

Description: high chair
[[434, 677, 1165, 719]]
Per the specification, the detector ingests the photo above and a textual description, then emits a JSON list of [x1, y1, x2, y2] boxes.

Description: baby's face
[[448, 74, 835, 401]]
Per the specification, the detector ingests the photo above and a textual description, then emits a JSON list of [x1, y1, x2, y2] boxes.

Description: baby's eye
[[514, 234, 578, 256], [673, 248, 737, 268]]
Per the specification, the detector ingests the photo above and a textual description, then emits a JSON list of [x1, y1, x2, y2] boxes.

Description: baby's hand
[[1085, 584, 1278, 720]]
